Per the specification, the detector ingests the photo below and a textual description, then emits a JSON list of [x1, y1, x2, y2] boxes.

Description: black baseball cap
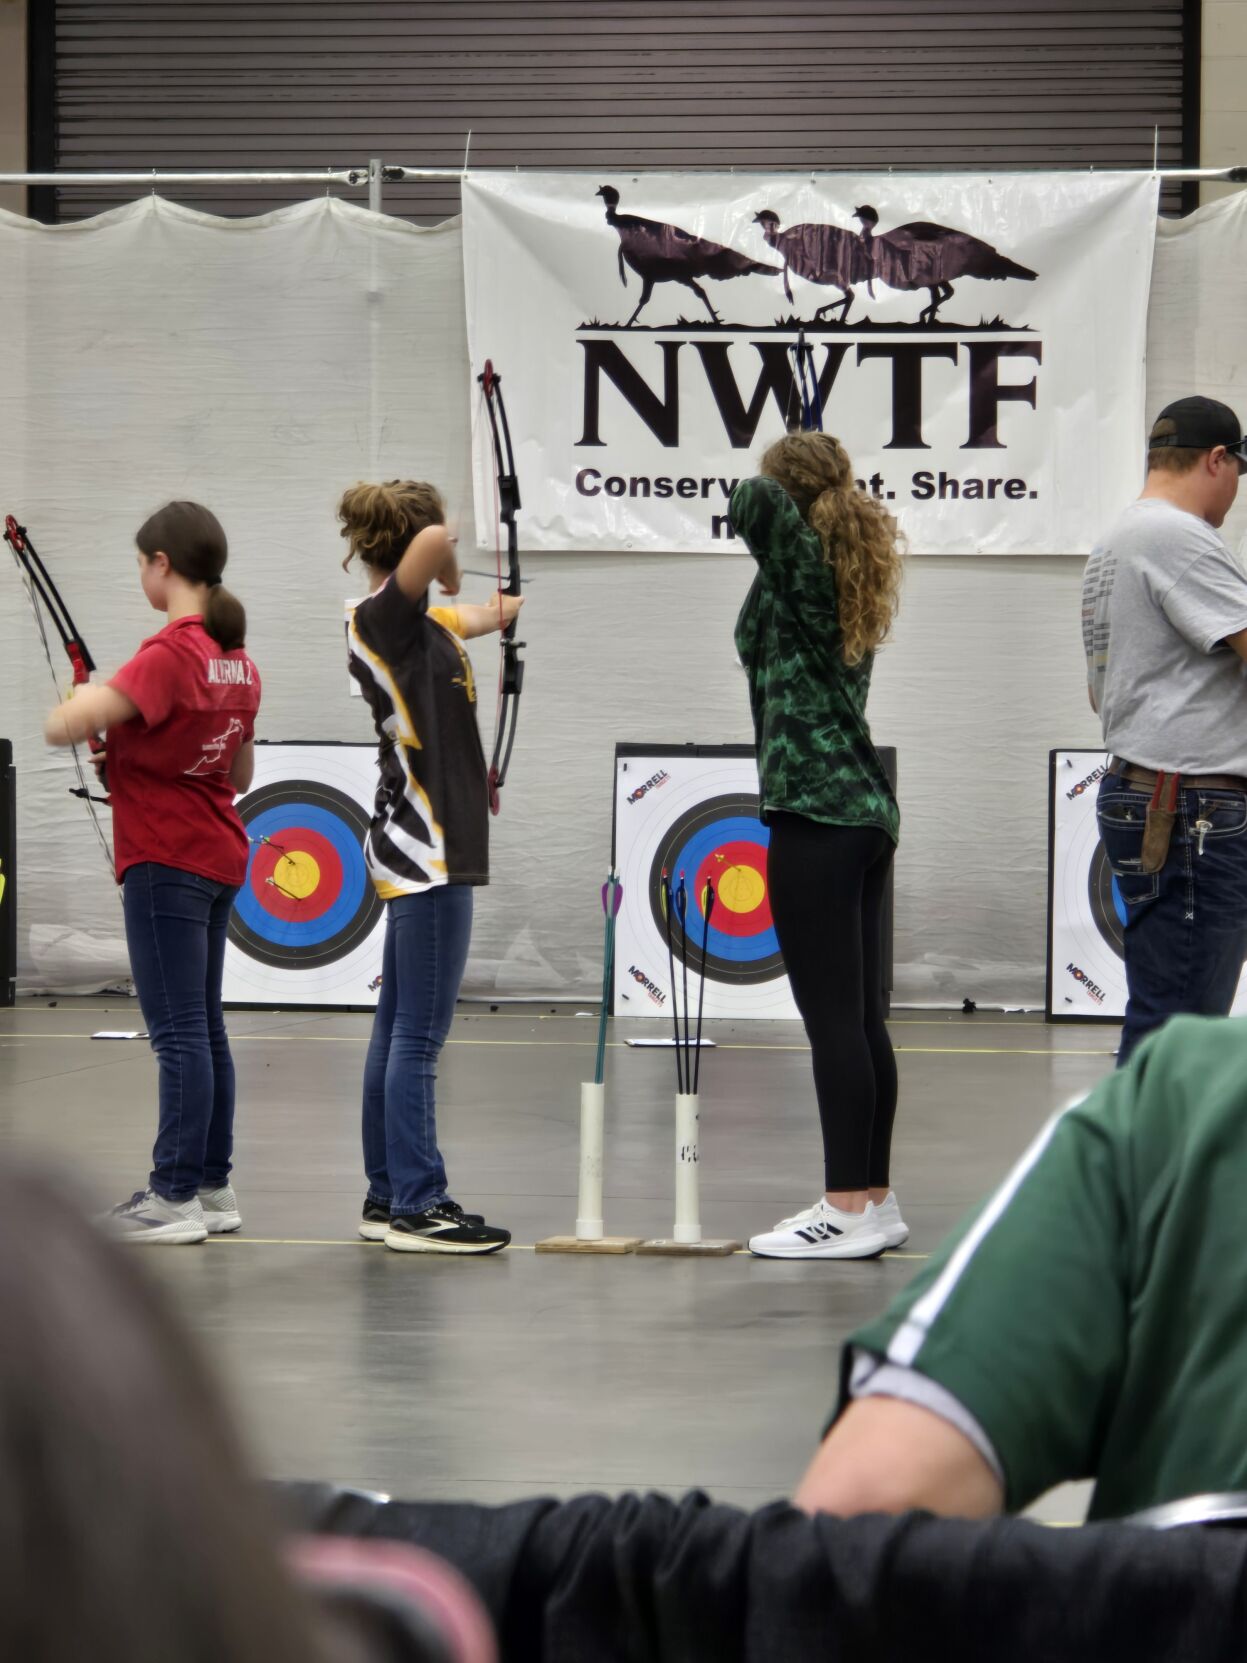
[[1149, 396, 1247, 461]]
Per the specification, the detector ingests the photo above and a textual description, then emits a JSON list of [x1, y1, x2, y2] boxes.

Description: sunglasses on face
[[1221, 440, 1247, 475]]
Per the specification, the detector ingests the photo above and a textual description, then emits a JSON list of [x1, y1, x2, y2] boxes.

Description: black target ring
[[1088, 841, 1126, 961]]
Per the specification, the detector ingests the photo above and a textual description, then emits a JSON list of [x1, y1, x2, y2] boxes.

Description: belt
[[1108, 757, 1247, 793]]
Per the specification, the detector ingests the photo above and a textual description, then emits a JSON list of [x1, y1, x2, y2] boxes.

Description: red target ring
[[693, 839, 773, 938], [249, 826, 344, 925]]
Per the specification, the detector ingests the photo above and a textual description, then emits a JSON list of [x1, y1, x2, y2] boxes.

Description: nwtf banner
[[463, 172, 1157, 555]]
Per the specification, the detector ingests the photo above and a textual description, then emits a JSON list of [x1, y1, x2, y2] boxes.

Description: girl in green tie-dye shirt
[[730, 430, 904, 1262]]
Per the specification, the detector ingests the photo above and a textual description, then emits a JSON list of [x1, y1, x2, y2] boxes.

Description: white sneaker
[[105, 1189, 208, 1245], [749, 1199, 888, 1260], [199, 1184, 242, 1234], [773, 1191, 909, 1249], [874, 1190, 909, 1249]]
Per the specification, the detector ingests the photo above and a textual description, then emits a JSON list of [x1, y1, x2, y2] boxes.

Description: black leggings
[[766, 813, 897, 1192]]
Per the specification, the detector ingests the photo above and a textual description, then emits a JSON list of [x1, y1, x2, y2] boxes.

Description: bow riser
[[477, 361, 526, 813]]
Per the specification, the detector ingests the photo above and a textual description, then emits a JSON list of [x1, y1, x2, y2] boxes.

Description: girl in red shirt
[[44, 502, 260, 1244]]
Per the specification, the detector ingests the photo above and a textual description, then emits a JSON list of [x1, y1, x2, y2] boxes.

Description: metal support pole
[[0, 162, 1243, 197], [381, 163, 1247, 184], [0, 168, 370, 187]]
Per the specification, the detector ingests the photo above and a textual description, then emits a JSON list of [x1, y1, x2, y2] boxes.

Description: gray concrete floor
[[0, 998, 1118, 1517]]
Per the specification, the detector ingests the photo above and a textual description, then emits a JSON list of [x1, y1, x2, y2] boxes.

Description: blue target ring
[[234, 803, 368, 948], [1089, 841, 1127, 960], [228, 780, 384, 970], [667, 814, 779, 963]]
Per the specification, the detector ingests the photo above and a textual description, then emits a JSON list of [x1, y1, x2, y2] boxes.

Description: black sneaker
[[360, 1196, 484, 1241], [359, 1198, 391, 1242], [439, 1198, 485, 1227], [384, 1203, 510, 1255]]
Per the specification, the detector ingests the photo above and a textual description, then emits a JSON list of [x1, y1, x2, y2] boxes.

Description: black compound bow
[[4, 514, 115, 874], [477, 360, 525, 815]]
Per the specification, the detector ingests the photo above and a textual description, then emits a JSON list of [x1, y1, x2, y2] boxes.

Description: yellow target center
[[717, 863, 765, 914], [277, 850, 321, 900]]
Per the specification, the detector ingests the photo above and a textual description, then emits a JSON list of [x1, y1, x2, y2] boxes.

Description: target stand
[[223, 742, 386, 1009]]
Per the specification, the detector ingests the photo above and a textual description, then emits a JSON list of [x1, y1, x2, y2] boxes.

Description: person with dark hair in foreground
[[0, 1166, 493, 1663]]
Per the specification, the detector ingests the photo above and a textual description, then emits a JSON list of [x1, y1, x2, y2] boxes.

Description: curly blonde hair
[[337, 480, 444, 573], [759, 431, 904, 666]]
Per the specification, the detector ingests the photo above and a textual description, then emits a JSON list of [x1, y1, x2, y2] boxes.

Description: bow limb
[[476, 361, 525, 815], [4, 514, 116, 876], [4, 515, 97, 688]]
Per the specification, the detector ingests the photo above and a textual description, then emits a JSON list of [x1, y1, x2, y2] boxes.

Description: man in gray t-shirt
[[1082, 396, 1247, 1062]]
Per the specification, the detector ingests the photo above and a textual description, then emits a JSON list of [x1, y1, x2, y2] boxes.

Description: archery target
[[1048, 749, 1247, 1019], [614, 751, 801, 1020], [223, 743, 385, 1007]]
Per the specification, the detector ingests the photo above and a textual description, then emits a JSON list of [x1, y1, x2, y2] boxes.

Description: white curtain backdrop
[[1, 189, 1245, 1006]]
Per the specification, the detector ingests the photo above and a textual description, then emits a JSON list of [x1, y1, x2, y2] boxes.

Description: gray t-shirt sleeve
[[1160, 543, 1247, 655]]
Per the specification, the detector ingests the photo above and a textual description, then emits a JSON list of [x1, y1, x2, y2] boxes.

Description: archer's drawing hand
[[438, 532, 462, 596]]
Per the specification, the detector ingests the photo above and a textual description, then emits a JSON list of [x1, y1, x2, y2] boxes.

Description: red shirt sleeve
[[109, 640, 180, 728]]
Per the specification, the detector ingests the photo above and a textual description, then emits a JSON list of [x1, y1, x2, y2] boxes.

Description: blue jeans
[[362, 884, 473, 1218], [1097, 772, 1247, 1066], [122, 862, 239, 1201]]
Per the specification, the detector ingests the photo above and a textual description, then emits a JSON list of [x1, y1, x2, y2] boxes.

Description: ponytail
[[135, 501, 247, 650], [201, 581, 247, 652]]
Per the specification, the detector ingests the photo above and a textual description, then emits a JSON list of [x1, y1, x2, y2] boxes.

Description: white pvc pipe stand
[[673, 1092, 702, 1244], [575, 1081, 605, 1241]]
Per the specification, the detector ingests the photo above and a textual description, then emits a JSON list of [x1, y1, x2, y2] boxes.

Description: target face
[[614, 751, 802, 1020], [646, 794, 784, 985], [222, 744, 386, 1007], [1048, 751, 1131, 1017]]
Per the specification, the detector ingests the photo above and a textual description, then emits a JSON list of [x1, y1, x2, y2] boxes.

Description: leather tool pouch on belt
[[1141, 771, 1181, 874]]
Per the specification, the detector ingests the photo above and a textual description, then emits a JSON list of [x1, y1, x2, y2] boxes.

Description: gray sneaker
[[106, 1189, 208, 1245], [199, 1184, 242, 1234]]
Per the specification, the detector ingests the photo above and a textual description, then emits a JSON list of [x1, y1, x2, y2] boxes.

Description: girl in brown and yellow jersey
[[339, 481, 522, 1255]]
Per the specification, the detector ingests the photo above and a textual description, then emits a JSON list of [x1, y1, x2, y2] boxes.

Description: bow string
[[476, 359, 525, 815]]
